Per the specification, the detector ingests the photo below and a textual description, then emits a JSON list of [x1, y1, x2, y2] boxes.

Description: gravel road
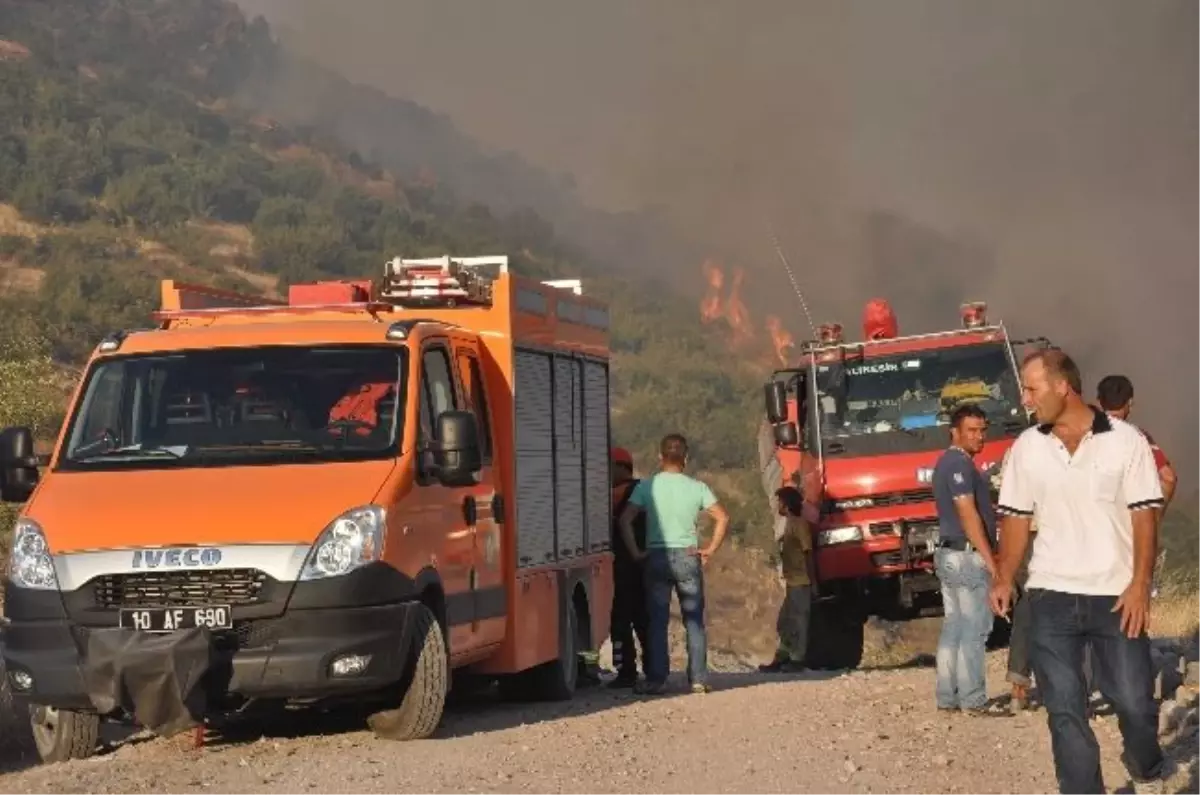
[[0, 647, 1195, 794]]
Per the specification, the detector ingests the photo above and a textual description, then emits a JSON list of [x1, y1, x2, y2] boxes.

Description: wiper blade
[[79, 445, 187, 461], [194, 442, 319, 454]]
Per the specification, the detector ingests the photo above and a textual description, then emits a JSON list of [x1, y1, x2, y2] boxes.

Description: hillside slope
[[0, 0, 777, 541]]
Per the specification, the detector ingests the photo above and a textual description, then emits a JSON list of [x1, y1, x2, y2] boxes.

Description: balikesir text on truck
[[760, 299, 1053, 669], [0, 254, 614, 763]]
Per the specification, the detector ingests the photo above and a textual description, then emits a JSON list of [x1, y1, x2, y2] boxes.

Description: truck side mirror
[[773, 422, 799, 447], [765, 381, 788, 424], [0, 426, 40, 503], [433, 411, 482, 487]]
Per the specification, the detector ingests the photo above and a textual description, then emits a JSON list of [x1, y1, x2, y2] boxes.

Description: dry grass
[[699, 547, 1200, 669], [0, 39, 31, 62], [223, 265, 281, 298], [0, 203, 47, 239], [1152, 595, 1199, 641], [696, 542, 785, 663], [186, 219, 255, 253], [0, 259, 44, 293]]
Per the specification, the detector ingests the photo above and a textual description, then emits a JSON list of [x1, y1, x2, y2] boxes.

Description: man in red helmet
[[607, 446, 650, 687]]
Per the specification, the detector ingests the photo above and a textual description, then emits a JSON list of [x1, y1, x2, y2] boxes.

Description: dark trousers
[[609, 558, 649, 679], [1006, 584, 1033, 686], [1007, 547, 1034, 686], [775, 584, 812, 662], [1029, 589, 1163, 793]]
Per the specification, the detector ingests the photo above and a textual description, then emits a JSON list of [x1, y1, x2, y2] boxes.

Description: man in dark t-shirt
[[1096, 375, 1177, 517], [931, 403, 1003, 716], [607, 447, 649, 688]]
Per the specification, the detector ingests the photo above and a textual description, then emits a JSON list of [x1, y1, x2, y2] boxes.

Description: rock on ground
[[0, 649, 1196, 794]]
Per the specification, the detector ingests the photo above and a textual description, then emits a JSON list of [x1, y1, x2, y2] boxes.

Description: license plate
[[119, 605, 232, 633]]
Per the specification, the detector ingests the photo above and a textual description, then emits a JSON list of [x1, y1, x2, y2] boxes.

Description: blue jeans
[[934, 548, 992, 710], [1028, 589, 1162, 793], [643, 548, 707, 686]]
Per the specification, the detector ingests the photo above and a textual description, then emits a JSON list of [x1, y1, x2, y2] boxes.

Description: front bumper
[[2, 565, 421, 711]]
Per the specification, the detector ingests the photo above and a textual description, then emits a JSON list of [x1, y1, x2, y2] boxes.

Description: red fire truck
[[760, 300, 1051, 669]]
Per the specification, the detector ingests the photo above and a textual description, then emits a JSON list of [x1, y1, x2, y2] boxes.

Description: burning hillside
[[699, 260, 797, 367]]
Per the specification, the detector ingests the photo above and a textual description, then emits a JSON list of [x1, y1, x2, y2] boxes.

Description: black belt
[[938, 538, 974, 552]]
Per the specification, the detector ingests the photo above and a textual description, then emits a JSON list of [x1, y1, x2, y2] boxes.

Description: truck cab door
[[413, 341, 480, 655], [453, 343, 505, 650]]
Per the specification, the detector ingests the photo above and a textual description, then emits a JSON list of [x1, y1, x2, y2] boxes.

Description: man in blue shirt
[[932, 403, 1004, 717]]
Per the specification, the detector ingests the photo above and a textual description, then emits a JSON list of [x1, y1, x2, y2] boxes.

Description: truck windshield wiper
[[193, 442, 319, 455], [77, 445, 188, 462]]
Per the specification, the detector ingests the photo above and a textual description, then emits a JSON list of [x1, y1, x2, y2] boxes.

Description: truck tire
[[30, 705, 99, 763], [805, 602, 865, 671], [367, 604, 447, 741], [516, 600, 582, 702]]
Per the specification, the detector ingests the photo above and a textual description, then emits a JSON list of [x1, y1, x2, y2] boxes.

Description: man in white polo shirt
[[990, 349, 1165, 794]]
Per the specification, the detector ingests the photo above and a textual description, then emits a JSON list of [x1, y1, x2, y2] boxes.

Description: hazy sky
[[239, 0, 1198, 478]]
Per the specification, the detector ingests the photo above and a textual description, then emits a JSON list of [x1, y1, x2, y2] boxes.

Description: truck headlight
[[817, 526, 863, 547], [299, 506, 387, 581], [8, 519, 58, 590]]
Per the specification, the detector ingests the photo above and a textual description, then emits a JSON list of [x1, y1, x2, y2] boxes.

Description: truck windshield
[[59, 345, 406, 470], [812, 341, 1024, 456]]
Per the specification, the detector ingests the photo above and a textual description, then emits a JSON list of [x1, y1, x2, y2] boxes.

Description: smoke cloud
[[237, 0, 1197, 480]]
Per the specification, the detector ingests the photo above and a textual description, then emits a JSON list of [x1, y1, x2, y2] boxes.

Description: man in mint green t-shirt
[[619, 433, 730, 695]]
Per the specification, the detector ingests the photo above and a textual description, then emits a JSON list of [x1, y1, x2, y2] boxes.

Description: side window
[[418, 346, 457, 472], [424, 349, 456, 418], [458, 353, 494, 463], [78, 364, 127, 444]]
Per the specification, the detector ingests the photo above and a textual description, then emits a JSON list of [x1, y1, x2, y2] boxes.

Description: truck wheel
[[367, 604, 447, 741], [30, 705, 99, 763], [519, 601, 582, 702], [805, 602, 865, 671]]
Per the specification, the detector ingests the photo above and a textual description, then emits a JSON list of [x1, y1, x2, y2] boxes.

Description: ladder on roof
[[379, 255, 584, 307], [380, 255, 507, 307]]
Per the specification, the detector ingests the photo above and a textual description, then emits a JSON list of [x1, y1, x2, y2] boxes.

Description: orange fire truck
[[0, 255, 614, 762], [761, 300, 1051, 669]]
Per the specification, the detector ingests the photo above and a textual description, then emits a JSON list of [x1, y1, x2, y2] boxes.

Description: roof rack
[[380, 255, 508, 308]]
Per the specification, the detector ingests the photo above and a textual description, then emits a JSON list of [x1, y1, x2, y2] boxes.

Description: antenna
[[767, 224, 817, 339]]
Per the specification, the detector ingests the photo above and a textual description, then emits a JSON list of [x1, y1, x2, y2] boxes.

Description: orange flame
[[765, 315, 796, 366], [699, 260, 724, 322], [725, 266, 754, 344]]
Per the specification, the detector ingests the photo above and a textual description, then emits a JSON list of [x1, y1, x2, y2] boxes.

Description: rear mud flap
[[83, 627, 216, 738]]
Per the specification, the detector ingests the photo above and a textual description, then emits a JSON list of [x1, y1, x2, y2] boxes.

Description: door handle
[[462, 496, 478, 526]]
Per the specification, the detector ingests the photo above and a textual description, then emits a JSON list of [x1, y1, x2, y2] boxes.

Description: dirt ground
[[0, 547, 1195, 793], [0, 650, 1195, 794]]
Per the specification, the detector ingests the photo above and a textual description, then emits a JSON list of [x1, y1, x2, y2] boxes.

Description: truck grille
[[92, 569, 268, 609], [874, 489, 935, 507], [826, 488, 934, 515]]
